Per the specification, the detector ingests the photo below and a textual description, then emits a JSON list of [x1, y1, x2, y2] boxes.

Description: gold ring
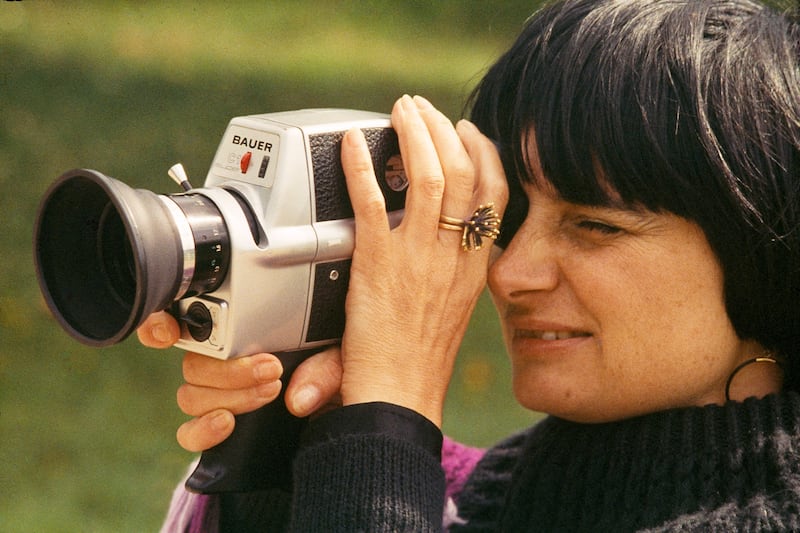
[[437, 203, 501, 251]]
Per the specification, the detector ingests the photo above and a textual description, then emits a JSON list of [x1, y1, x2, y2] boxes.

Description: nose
[[488, 222, 560, 300]]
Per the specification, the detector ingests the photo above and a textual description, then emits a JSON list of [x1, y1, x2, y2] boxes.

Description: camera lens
[[169, 194, 230, 298], [34, 169, 233, 347], [97, 203, 137, 308]]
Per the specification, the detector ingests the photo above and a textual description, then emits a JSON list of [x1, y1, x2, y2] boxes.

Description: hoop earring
[[724, 355, 785, 402]]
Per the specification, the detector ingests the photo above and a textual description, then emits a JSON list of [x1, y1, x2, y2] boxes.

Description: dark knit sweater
[[163, 392, 800, 532], [453, 392, 800, 532]]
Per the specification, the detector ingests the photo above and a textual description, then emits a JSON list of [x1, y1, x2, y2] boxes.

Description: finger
[[412, 96, 475, 221], [176, 409, 235, 453], [136, 311, 181, 348], [182, 351, 282, 389], [391, 95, 445, 241], [457, 119, 509, 211], [285, 346, 344, 417], [176, 379, 282, 417], [455, 119, 509, 256], [342, 127, 392, 249]]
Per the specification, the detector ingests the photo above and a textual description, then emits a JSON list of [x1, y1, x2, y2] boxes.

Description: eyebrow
[[530, 174, 646, 214], [592, 195, 647, 213]]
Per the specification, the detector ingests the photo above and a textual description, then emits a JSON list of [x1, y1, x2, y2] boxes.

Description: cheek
[[600, 262, 722, 342], [590, 227, 728, 337], [587, 253, 737, 398]]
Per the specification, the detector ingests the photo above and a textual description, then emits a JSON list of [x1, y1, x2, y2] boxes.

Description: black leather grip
[[310, 127, 405, 222]]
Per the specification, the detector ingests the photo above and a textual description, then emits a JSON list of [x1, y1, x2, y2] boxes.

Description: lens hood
[[34, 169, 183, 346]]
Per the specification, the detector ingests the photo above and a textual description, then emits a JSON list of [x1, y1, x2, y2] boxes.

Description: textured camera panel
[[310, 127, 405, 222]]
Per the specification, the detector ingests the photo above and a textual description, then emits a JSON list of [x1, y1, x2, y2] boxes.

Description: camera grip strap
[[184, 349, 316, 493]]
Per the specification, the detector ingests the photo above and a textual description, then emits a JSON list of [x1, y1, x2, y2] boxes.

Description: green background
[[0, 2, 545, 531]]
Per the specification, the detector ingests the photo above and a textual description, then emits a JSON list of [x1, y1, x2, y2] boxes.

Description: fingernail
[[400, 94, 415, 111], [256, 381, 282, 400], [253, 359, 281, 382], [457, 118, 478, 131], [210, 411, 232, 432], [152, 324, 171, 344], [345, 127, 365, 146], [292, 385, 322, 416], [413, 95, 434, 109]]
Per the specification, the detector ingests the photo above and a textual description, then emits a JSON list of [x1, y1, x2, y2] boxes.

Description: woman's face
[[488, 172, 771, 422]]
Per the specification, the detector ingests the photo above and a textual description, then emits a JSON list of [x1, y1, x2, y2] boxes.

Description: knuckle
[[350, 158, 375, 176], [489, 178, 510, 206], [320, 351, 344, 381], [475, 170, 510, 207], [449, 159, 475, 182], [418, 172, 445, 200], [360, 195, 389, 219]]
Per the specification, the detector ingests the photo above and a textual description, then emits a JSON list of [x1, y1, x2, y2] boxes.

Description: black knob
[[182, 301, 213, 342]]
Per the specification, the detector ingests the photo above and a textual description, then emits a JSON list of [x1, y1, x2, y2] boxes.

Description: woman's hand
[[338, 95, 508, 427], [137, 312, 343, 452]]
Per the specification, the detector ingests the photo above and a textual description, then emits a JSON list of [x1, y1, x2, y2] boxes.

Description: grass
[[1, 2, 542, 530]]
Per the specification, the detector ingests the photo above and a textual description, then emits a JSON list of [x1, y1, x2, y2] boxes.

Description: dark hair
[[469, 0, 800, 389]]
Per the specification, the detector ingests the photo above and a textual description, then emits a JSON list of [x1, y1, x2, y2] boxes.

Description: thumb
[[284, 346, 344, 417], [137, 311, 180, 348]]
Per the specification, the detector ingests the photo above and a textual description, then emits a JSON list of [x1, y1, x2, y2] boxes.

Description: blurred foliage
[[1, 1, 543, 531]]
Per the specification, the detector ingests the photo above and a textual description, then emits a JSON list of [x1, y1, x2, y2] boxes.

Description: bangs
[[469, 0, 743, 240]]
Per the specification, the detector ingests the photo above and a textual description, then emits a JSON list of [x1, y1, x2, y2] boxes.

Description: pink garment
[[159, 462, 218, 533], [442, 437, 485, 502], [442, 437, 485, 527]]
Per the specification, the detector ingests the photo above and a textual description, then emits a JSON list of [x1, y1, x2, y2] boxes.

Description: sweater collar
[[467, 392, 800, 532]]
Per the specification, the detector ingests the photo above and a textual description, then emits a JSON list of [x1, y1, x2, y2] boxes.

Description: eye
[[576, 219, 622, 235]]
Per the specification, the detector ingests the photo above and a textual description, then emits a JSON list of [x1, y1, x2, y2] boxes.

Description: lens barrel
[[34, 169, 230, 346]]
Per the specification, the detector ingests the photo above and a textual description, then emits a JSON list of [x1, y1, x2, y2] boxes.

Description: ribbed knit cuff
[[300, 402, 443, 460]]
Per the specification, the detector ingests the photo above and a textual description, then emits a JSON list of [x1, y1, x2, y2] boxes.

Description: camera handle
[[184, 349, 317, 493]]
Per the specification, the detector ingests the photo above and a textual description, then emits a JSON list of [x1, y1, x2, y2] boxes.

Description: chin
[[512, 377, 634, 424]]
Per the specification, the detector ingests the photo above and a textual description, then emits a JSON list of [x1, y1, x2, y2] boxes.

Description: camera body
[[34, 109, 406, 360], [175, 109, 406, 358]]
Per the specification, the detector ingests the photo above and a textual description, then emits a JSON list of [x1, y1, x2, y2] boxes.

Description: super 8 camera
[[34, 109, 407, 360]]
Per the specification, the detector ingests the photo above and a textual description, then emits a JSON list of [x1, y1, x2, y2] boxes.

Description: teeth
[[534, 330, 584, 340]]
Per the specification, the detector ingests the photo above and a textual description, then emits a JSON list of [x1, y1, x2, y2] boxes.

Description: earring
[[724, 355, 785, 402]]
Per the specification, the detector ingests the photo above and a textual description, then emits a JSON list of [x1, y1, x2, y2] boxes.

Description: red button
[[240, 151, 252, 173]]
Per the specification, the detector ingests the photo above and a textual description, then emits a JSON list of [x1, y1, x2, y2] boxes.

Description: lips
[[502, 305, 594, 348], [521, 330, 591, 341], [514, 329, 590, 341], [503, 313, 595, 364]]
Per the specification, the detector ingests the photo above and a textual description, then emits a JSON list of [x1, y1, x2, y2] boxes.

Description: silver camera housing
[[173, 109, 406, 359]]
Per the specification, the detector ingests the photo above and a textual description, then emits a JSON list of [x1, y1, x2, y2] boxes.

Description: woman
[[142, 0, 800, 530]]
